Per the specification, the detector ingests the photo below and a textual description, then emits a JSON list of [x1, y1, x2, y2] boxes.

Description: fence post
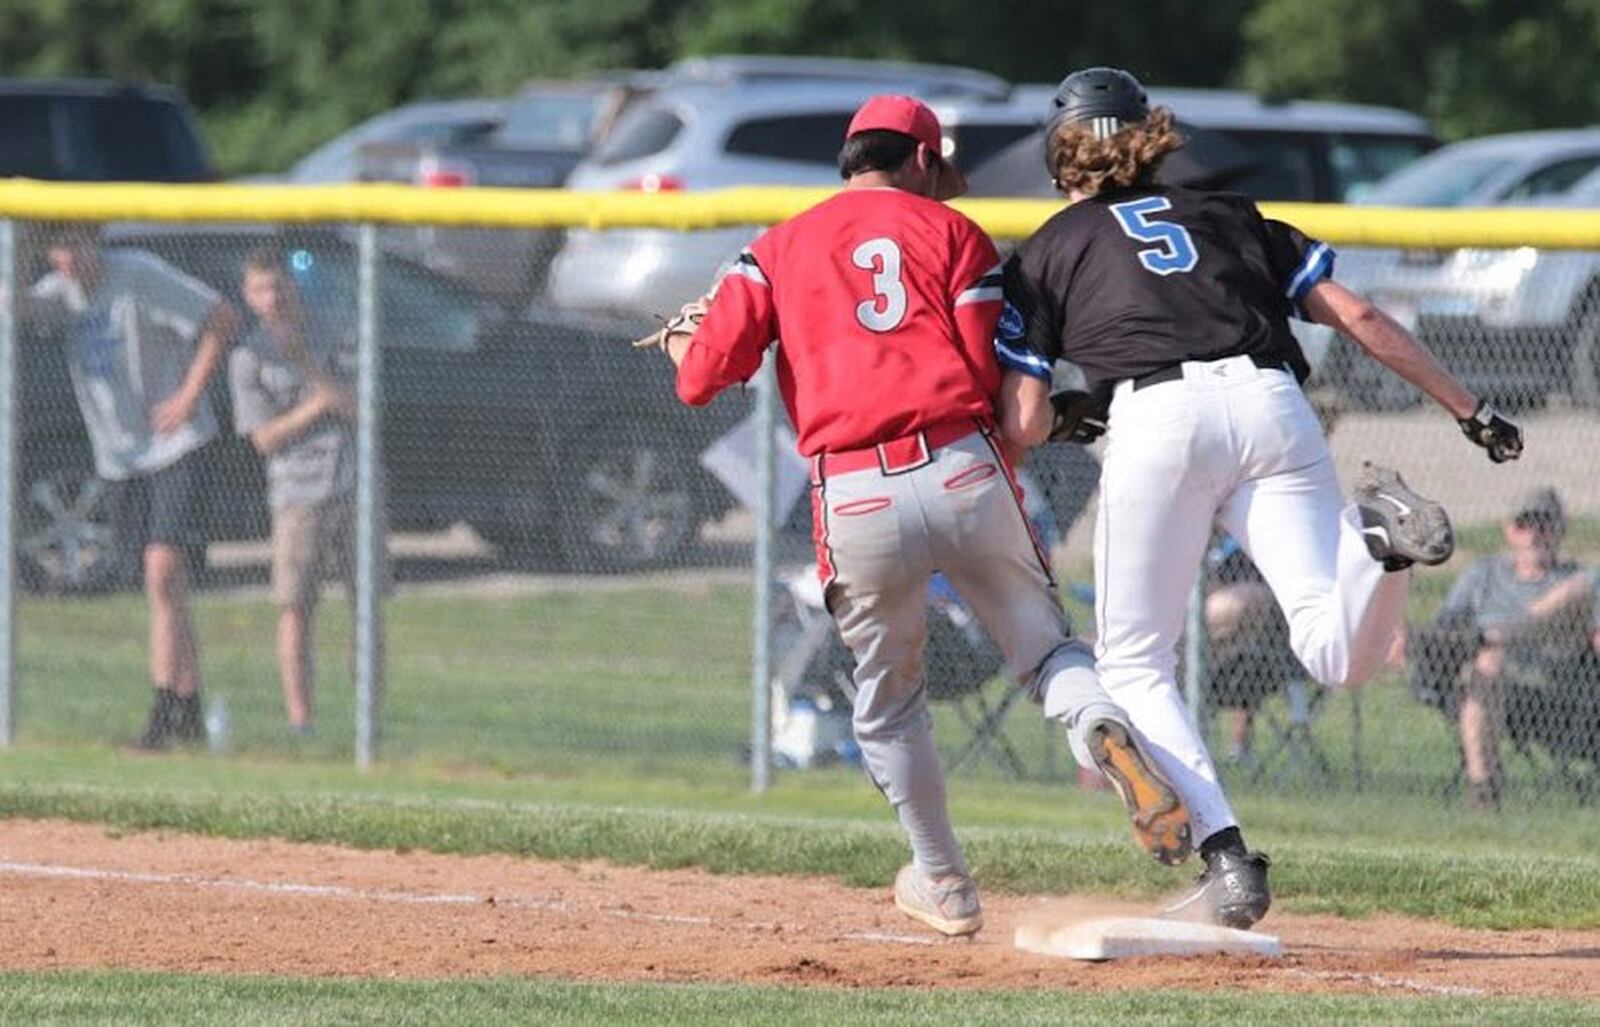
[[1183, 573, 1206, 726], [0, 220, 15, 747], [354, 224, 383, 768], [749, 351, 777, 794]]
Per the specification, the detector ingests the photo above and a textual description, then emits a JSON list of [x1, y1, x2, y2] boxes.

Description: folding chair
[[922, 592, 1030, 778], [1200, 605, 1353, 789], [771, 569, 1035, 778], [1243, 679, 1338, 786]]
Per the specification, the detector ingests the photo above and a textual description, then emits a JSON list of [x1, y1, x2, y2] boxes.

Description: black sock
[[1200, 826, 1247, 859]]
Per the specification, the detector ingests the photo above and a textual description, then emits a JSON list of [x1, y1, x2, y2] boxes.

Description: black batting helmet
[[1045, 67, 1149, 141]]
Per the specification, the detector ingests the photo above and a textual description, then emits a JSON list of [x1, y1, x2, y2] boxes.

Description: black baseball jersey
[[995, 184, 1332, 390]]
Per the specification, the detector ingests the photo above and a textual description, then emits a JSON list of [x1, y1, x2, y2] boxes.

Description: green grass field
[[5, 972, 1598, 1027], [6, 531, 1599, 1023]]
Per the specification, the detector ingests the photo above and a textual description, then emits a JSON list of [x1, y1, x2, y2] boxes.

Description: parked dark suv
[[17, 225, 744, 591], [0, 79, 213, 182]]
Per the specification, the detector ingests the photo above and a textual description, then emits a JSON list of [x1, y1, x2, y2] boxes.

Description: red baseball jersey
[[676, 188, 1005, 456]]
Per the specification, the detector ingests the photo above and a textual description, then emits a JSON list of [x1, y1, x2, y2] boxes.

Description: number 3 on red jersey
[[852, 237, 907, 332]]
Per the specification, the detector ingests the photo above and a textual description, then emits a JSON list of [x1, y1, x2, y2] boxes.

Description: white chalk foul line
[[840, 931, 937, 947], [1280, 967, 1485, 997], [0, 858, 932, 948], [0, 859, 567, 912]]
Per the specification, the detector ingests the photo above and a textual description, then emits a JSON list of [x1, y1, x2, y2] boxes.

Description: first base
[[1016, 916, 1281, 961]]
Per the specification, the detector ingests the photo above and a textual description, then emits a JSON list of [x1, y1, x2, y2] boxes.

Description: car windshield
[[1361, 151, 1509, 206], [593, 106, 685, 166], [67, 96, 211, 181], [0, 97, 59, 177], [1204, 131, 1321, 201], [497, 93, 605, 150], [1328, 135, 1433, 201]]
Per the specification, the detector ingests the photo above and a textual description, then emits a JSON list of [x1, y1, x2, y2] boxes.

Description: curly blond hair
[[1047, 106, 1183, 198]]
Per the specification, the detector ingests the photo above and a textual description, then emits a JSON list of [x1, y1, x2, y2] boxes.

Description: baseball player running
[[998, 68, 1524, 929], [638, 95, 1190, 938]]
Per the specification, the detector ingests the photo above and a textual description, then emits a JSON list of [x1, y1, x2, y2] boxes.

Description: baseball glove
[[633, 295, 711, 354], [1048, 388, 1110, 444]]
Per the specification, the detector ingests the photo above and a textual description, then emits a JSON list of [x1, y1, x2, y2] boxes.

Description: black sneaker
[[134, 690, 177, 751], [1354, 463, 1453, 571], [1163, 849, 1272, 929], [171, 693, 204, 745]]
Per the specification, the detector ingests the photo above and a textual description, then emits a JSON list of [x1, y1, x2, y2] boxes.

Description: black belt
[[1130, 352, 1293, 391]]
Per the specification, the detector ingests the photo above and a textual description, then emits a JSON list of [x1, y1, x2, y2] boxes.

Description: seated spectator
[[1422, 487, 1600, 810], [1203, 535, 1303, 769], [230, 247, 376, 736]]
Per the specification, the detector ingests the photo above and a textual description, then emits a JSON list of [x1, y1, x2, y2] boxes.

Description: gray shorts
[[271, 497, 387, 609]]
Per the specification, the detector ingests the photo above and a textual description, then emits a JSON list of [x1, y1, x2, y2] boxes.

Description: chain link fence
[[3, 213, 1597, 814]]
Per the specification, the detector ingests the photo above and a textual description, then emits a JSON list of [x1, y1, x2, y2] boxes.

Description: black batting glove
[[1048, 389, 1109, 444], [1458, 401, 1523, 463]]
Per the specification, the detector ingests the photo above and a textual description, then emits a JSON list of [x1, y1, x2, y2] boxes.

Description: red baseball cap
[[846, 94, 943, 153]]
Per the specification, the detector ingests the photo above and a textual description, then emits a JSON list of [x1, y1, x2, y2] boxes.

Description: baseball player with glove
[[996, 67, 1523, 929], [638, 94, 1190, 938]]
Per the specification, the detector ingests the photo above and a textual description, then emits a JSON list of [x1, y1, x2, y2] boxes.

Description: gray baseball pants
[[812, 424, 1128, 879]]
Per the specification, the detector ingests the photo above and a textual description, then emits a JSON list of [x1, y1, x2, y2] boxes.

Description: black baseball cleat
[[170, 693, 204, 745], [1163, 849, 1272, 929], [134, 689, 177, 751], [1087, 719, 1192, 866], [1354, 463, 1453, 571]]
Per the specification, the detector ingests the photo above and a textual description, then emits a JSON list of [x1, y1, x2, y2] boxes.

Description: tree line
[[0, 0, 1591, 175]]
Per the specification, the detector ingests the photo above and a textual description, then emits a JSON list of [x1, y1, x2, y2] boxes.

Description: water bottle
[[204, 696, 231, 755]]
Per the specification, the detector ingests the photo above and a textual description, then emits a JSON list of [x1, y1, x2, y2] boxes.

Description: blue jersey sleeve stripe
[[994, 340, 1053, 381], [1285, 241, 1335, 303]]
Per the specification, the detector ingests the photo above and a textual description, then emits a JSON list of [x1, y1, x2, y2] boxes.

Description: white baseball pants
[[1094, 355, 1409, 843]]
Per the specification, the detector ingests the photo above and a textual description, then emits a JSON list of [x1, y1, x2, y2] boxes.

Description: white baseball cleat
[[893, 863, 984, 937], [1354, 462, 1453, 571]]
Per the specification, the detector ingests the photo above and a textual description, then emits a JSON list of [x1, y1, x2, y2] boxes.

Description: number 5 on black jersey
[[1109, 196, 1198, 276]]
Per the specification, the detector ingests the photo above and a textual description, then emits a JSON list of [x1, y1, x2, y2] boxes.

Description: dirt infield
[[0, 819, 1595, 998]]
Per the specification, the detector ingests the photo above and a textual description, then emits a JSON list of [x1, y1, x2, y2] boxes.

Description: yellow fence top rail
[[1, 180, 1599, 249]]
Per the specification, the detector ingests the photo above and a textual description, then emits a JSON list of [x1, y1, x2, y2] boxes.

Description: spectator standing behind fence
[[1429, 487, 1600, 810], [230, 248, 368, 737], [28, 226, 238, 749]]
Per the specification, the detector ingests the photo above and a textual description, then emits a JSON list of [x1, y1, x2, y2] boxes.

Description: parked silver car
[[545, 63, 1015, 317], [1328, 129, 1600, 410], [286, 98, 507, 183]]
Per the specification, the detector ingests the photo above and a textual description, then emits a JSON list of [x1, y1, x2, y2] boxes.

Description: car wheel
[[557, 433, 699, 572], [18, 469, 127, 593], [1571, 302, 1600, 409], [473, 468, 562, 569]]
